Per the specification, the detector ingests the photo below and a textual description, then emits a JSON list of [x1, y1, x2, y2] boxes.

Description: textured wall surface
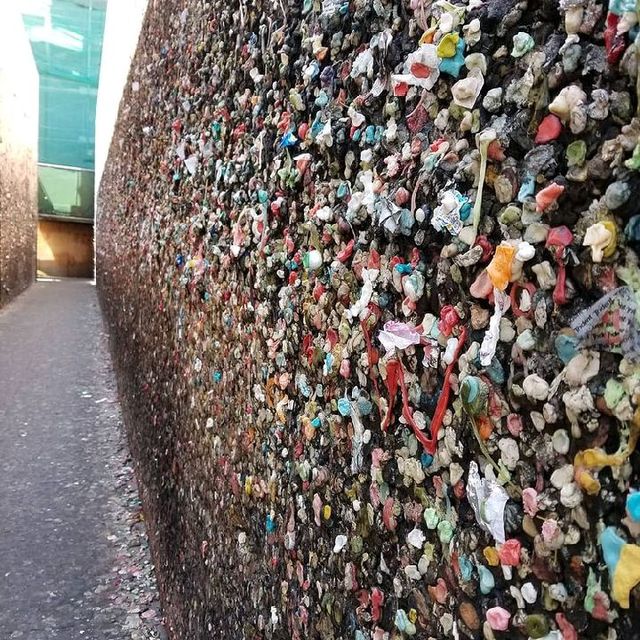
[[98, 1, 640, 639], [0, 6, 38, 307]]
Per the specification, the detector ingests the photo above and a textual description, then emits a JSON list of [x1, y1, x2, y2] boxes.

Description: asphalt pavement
[[0, 279, 164, 640]]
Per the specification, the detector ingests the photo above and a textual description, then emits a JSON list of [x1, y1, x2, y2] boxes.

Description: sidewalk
[[0, 279, 165, 640]]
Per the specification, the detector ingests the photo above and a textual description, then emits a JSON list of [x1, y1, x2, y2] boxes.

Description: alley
[[0, 280, 164, 640]]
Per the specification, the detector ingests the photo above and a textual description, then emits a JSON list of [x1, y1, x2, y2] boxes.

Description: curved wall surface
[[98, 1, 640, 638]]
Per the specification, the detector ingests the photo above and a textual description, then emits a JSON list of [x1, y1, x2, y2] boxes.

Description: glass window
[[38, 163, 94, 219]]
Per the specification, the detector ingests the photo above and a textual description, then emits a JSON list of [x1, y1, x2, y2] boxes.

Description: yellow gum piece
[[601, 220, 618, 259], [613, 543, 640, 608], [436, 33, 459, 58], [574, 410, 640, 493], [483, 546, 500, 566]]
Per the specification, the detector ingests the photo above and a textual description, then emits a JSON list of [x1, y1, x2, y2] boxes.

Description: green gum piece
[[437, 519, 454, 544], [499, 204, 522, 224], [471, 109, 481, 133], [424, 507, 440, 529], [350, 535, 363, 555], [449, 104, 466, 120], [566, 140, 587, 167], [525, 614, 550, 638], [511, 32, 535, 58], [423, 542, 435, 561], [625, 142, 640, 170], [584, 569, 600, 614], [604, 378, 626, 409], [414, 486, 430, 506]]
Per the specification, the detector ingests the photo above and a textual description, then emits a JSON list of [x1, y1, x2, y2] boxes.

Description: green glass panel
[[22, 0, 107, 169], [38, 164, 94, 219]]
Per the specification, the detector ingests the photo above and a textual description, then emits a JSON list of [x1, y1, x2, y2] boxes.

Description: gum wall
[[97, 1, 640, 638]]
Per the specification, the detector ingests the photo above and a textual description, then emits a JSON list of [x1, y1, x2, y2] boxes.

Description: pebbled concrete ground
[[0, 279, 165, 640]]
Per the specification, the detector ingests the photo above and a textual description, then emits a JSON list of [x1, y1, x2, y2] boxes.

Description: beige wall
[[37, 219, 94, 279], [0, 5, 39, 307]]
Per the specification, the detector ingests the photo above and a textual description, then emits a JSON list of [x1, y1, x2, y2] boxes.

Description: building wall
[[0, 5, 38, 307], [37, 219, 94, 278], [98, 2, 640, 639]]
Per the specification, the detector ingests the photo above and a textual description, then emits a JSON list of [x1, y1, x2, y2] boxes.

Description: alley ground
[[0, 280, 165, 640]]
